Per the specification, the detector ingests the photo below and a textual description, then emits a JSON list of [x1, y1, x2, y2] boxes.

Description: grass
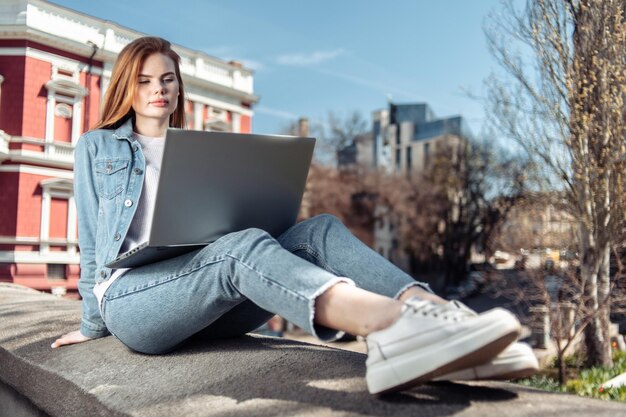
[[518, 350, 626, 402]]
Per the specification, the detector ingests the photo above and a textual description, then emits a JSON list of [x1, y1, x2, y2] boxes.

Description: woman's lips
[[150, 100, 169, 107]]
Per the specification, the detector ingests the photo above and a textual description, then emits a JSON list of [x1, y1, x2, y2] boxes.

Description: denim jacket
[[74, 118, 145, 338]]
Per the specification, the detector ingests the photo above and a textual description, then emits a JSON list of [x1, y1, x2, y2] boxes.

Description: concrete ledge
[[1, 283, 626, 417]]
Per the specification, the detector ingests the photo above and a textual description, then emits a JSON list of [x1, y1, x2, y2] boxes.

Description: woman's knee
[[302, 213, 343, 231], [208, 228, 276, 257], [228, 227, 273, 243], [278, 214, 346, 249]]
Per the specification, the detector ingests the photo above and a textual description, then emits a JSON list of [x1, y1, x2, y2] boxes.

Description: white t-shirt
[[93, 132, 165, 306]]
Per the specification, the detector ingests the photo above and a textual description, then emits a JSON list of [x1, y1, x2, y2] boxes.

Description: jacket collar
[[111, 117, 134, 141]]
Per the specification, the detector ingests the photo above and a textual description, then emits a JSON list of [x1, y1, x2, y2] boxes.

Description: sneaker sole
[[366, 309, 520, 395], [435, 364, 538, 381], [436, 351, 539, 381]]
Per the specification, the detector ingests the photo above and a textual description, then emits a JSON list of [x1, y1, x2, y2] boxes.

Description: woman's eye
[[138, 80, 150, 84], [164, 78, 175, 83]]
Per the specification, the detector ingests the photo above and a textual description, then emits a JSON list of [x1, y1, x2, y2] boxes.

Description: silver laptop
[[105, 129, 315, 269]]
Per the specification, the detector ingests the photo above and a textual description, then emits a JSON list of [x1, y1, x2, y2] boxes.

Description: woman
[[52, 37, 536, 395]]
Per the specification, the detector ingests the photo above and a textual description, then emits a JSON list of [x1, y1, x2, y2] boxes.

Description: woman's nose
[[154, 81, 166, 93]]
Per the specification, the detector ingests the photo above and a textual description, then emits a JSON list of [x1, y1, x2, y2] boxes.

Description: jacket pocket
[[95, 158, 129, 199]]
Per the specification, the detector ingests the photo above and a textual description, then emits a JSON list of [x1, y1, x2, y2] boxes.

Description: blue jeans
[[101, 214, 427, 354]]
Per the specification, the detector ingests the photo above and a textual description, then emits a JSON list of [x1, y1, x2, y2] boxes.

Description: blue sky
[[50, 0, 509, 136]]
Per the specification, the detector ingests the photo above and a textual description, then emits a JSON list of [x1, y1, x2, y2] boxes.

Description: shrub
[[520, 350, 626, 402]]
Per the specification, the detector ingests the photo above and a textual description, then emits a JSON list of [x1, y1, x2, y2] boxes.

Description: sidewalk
[[2, 283, 626, 417], [282, 330, 367, 354]]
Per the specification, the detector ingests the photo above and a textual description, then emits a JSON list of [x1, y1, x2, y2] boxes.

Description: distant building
[[0, 0, 258, 296], [338, 102, 472, 272], [383, 103, 472, 175], [498, 194, 578, 259], [336, 132, 373, 168]]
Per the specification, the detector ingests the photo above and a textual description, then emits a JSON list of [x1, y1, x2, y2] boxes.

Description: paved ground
[[1, 283, 626, 417], [282, 331, 367, 354]]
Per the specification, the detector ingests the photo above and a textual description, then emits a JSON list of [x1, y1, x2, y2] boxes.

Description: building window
[[47, 264, 67, 280], [204, 107, 232, 132], [424, 142, 431, 167], [44, 68, 88, 146], [406, 146, 412, 173], [39, 178, 76, 256], [0, 74, 5, 110], [395, 149, 401, 170]]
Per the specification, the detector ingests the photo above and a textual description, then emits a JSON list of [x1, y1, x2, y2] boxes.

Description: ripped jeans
[[100, 214, 429, 354]]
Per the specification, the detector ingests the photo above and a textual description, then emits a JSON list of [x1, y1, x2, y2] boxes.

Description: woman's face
[[132, 53, 179, 128]]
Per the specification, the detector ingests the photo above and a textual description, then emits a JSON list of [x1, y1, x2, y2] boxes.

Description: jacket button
[[124, 199, 133, 207], [133, 144, 139, 152], [114, 233, 121, 241], [133, 168, 143, 175], [100, 270, 106, 278]]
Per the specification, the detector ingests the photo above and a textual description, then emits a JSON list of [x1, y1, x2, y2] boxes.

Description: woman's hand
[[51, 330, 92, 348]]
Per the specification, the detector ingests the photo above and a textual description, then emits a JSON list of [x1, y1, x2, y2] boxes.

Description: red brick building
[[0, 0, 258, 296]]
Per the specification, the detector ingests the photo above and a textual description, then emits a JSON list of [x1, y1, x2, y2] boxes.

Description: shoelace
[[448, 300, 478, 316], [403, 297, 475, 322]]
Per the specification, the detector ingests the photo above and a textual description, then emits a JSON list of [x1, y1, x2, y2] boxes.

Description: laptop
[[105, 129, 315, 269]]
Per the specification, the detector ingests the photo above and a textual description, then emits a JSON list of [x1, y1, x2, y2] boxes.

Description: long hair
[[92, 37, 186, 130]]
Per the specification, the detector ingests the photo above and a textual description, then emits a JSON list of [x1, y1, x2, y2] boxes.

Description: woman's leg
[[277, 214, 445, 303], [195, 214, 440, 343], [101, 224, 521, 395], [197, 213, 444, 342], [314, 282, 402, 335], [101, 227, 401, 354]]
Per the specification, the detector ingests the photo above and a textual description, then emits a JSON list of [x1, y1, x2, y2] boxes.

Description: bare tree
[[497, 264, 597, 385], [381, 139, 527, 289], [485, 0, 626, 367], [282, 111, 369, 167], [494, 244, 626, 385], [318, 111, 369, 167], [325, 111, 369, 152], [302, 163, 383, 245], [290, 111, 381, 244], [438, 140, 526, 286]]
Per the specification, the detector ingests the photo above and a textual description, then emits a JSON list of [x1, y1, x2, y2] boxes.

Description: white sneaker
[[365, 298, 521, 394], [435, 342, 539, 381], [434, 301, 539, 381]]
